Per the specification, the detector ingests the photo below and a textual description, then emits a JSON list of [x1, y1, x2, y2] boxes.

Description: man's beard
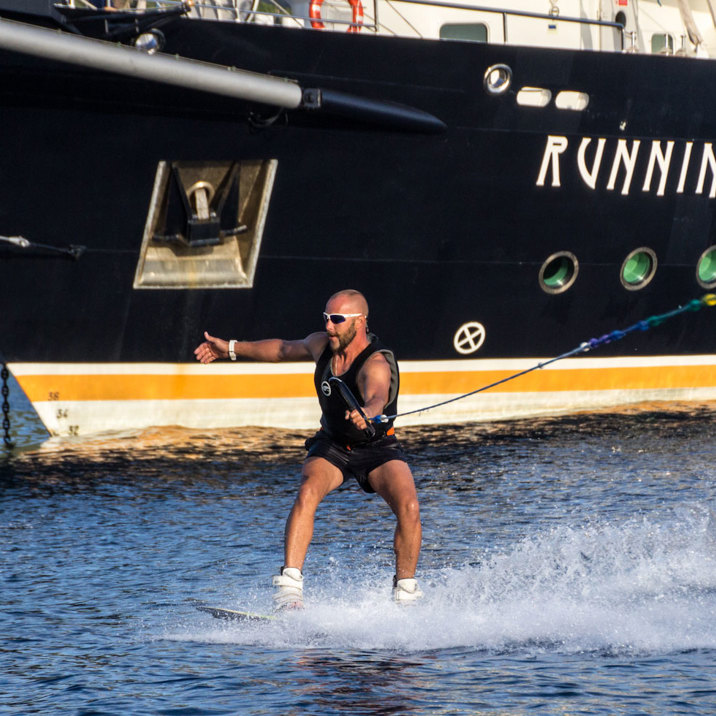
[[330, 322, 357, 352]]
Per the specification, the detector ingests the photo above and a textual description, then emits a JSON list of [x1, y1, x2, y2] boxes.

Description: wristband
[[228, 339, 237, 361]]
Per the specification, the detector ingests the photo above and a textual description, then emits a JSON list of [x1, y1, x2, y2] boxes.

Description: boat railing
[[370, 0, 625, 49], [61, 0, 626, 50]]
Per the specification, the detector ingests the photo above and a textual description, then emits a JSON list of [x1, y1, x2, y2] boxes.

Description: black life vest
[[314, 333, 399, 445]]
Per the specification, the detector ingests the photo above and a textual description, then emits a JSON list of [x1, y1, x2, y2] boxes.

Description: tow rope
[[372, 293, 716, 424]]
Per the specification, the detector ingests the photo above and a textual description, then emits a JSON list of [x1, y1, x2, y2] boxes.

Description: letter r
[[536, 135, 569, 187]]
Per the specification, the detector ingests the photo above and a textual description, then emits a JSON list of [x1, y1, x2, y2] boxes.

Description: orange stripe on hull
[[18, 373, 316, 402], [15, 364, 716, 403], [400, 365, 716, 394]]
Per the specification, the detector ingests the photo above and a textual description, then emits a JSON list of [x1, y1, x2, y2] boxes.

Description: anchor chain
[[1, 362, 13, 449]]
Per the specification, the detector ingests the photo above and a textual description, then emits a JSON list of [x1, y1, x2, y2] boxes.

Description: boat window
[[652, 33, 675, 54], [440, 23, 487, 43], [516, 87, 552, 108], [539, 252, 579, 294], [555, 91, 589, 111], [133, 159, 277, 290], [697, 245, 716, 288], [620, 248, 657, 290]]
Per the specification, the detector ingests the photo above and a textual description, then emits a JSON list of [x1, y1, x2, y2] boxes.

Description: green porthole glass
[[621, 248, 657, 290], [697, 246, 716, 288], [539, 252, 578, 294]]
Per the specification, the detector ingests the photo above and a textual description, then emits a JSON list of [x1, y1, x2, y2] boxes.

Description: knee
[[293, 479, 323, 512], [396, 497, 421, 527]]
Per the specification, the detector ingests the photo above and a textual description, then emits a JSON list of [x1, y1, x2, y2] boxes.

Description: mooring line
[[373, 293, 716, 423]]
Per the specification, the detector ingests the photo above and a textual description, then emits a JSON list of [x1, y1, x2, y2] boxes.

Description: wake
[[170, 504, 716, 654]]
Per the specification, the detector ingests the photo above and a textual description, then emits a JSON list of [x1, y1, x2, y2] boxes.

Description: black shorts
[[304, 431, 408, 494]]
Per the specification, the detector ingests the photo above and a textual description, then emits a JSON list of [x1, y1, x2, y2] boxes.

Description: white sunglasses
[[322, 312, 363, 324]]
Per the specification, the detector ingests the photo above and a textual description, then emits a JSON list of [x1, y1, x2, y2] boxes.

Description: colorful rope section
[[374, 293, 716, 423]]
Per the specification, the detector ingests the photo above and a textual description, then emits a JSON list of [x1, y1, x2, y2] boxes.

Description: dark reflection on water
[[3, 400, 713, 478], [289, 650, 431, 714]]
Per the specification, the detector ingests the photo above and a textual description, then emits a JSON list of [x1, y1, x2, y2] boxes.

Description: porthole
[[483, 64, 512, 95], [697, 245, 716, 288], [134, 30, 165, 54], [539, 251, 579, 294], [621, 247, 657, 290]]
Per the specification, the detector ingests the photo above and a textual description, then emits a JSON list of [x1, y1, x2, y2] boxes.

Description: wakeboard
[[196, 605, 277, 623]]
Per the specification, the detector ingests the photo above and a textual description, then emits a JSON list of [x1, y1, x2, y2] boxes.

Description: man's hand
[[194, 332, 228, 364], [345, 408, 369, 431]]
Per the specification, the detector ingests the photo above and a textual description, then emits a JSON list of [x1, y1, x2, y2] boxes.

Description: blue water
[[1, 380, 715, 714]]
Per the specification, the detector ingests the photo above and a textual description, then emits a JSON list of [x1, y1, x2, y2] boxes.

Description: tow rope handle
[[328, 377, 376, 439]]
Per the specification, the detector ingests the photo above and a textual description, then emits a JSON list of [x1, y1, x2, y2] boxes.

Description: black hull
[[0, 13, 714, 437]]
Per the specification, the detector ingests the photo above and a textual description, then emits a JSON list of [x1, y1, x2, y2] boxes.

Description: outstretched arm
[[194, 331, 328, 364]]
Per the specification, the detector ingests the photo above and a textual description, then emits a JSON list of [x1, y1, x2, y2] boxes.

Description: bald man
[[195, 289, 422, 608]]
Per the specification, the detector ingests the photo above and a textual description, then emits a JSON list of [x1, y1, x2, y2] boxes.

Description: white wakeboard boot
[[272, 567, 304, 610], [392, 576, 423, 604]]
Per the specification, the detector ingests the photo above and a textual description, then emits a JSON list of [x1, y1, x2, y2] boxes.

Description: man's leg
[[273, 456, 343, 609], [283, 456, 344, 570], [367, 460, 422, 581]]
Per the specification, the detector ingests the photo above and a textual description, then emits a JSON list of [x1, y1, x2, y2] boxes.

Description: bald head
[[327, 289, 369, 317]]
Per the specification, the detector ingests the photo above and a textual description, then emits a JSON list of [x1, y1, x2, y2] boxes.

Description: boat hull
[[1, 17, 715, 437]]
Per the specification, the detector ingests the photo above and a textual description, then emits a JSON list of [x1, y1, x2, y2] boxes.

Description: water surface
[[1, 397, 715, 714]]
